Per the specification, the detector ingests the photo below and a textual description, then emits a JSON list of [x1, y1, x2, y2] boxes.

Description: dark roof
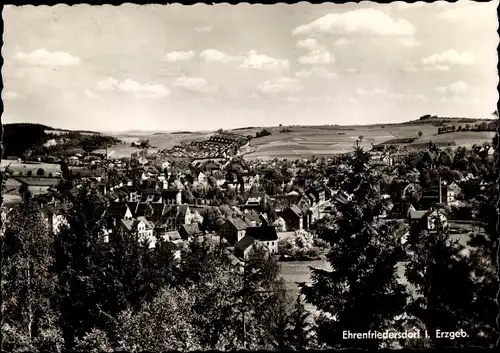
[[107, 203, 129, 218], [164, 204, 189, 219], [235, 235, 256, 252], [288, 205, 303, 217], [227, 217, 250, 231], [244, 213, 261, 224], [180, 223, 201, 236], [44, 203, 72, 215], [245, 226, 278, 242]]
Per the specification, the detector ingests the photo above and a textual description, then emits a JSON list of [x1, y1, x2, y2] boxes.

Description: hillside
[[2, 123, 120, 159], [235, 117, 497, 161]]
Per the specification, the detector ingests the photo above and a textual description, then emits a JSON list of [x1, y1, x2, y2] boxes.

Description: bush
[[36, 168, 45, 176]]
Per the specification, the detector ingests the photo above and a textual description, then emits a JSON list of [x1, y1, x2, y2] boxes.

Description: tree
[[418, 130, 423, 138], [1, 202, 63, 352], [286, 295, 313, 350], [300, 147, 408, 349], [37, 168, 45, 176], [404, 218, 489, 348], [27, 170, 33, 177]]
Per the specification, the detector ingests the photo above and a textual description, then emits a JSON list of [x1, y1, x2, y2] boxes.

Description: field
[[241, 123, 494, 161], [101, 132, 212, 158], [0, 160, 62, 175]]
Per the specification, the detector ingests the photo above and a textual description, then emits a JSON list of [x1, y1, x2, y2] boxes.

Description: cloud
[[404, 49, 474, 73], [437, 1, 499, 20], [395, 37, 420, 47], [255, 77, 301, 96], [394, 2, 427, 10], [163, 50, 195, 62], [96, 77, 170, 98], [13, 49, 81, 66], [292, 9, 416, 37], [200, 49, 241, 63], [84, 89, 100, 99], [436, 81, 469, 95], [295, 67, 338, 79], [334, 38, 352, 47], [194, 25, 213, 33], [3, 91, 19, 100], [421, 49, 474, 67], [298, 48, 335, 65], [240, 51, 290, 71], [345, 68, 358, 73], [356, 87, 429, 101], [296, 38, 335, 65], [296, 38, 319, 51], [171, 76, 215, 94]]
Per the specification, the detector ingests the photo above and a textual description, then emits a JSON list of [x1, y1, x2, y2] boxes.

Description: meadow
[[100, 132, 211, 158], [0, 160, 62, 175], [242, 122, 494, 161]]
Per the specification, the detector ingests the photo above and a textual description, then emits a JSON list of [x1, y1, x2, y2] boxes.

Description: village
[[1, 129, 493, 268]]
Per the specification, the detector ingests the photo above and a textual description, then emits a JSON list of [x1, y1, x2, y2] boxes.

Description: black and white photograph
[[1, 1, 499, 351]]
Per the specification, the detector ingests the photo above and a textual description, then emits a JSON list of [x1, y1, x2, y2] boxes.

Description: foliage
[[256, 129, 272, 138], [1, 202, 62, 352], [273, 217, 287, 232], [286, 296, 313, 350], [300, 147, 409, 349]]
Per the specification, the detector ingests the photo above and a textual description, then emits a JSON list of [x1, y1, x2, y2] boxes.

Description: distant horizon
[[3, 2, 498, 131], [3, 114, 497, 136]]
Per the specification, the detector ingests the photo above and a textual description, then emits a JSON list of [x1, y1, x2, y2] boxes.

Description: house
[[407, 205, 448, 232], [197, 172, 208, 186], [243, 213, 262, 227], [234, 235, 256, 260], [106, 202, 133, 228], [128, 202, 167, 223], [179, 223, 203, 240], [421, 182, 460, 207], [305, 183, 330, 206], [245, 225, 279, 255], [161, 204, 192, 231], [161, 189, 183, 205], [220, 217, 250, 245], [41, 202, 71, 235], [244, 192, 268, 211], [406, 168, 421, 183], [120, 216, 155, 245], [281, 205, 305, 231]]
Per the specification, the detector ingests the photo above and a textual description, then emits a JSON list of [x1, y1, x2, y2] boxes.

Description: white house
[[42, 203, 70, 235]]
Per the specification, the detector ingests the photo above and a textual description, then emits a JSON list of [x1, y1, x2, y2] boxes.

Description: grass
[[242, 123, 494, 160], [103, 132, 211, 158], [1, 160, 62, 175]]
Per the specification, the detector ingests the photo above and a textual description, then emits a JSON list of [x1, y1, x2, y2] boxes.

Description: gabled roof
[[245, 226, 278, 242], [227, 217, 250, 231], [180, 223, 201, 235], [235, 235, 256, 252], [286, 204, 303, 218], [137, 216, 155, 230]]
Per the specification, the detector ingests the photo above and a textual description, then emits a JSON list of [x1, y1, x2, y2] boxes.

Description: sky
[[2, 1, 499, 132]]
